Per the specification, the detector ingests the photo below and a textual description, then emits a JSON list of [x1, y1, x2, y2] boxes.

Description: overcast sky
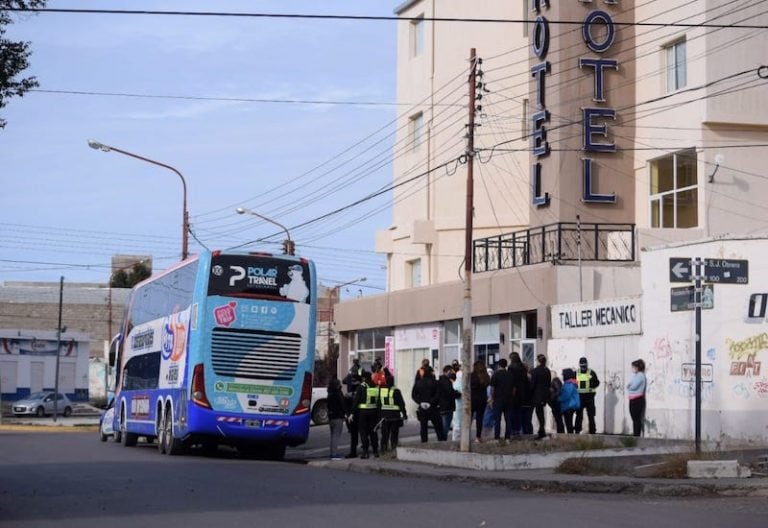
[[0, 0, 399, 296]]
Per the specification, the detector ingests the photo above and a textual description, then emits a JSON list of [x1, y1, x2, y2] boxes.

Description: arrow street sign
[[669, 258, 692, 282], [669, 258, 749, 284]]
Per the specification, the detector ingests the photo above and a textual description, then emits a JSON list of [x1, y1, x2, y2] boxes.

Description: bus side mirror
[[108, 333, 121, 368]]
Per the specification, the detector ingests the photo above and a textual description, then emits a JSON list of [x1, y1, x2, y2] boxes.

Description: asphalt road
[[1, 431, 767, 528]]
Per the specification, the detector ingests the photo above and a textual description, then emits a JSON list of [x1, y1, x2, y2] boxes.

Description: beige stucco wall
[[381, 0, 531, 291]]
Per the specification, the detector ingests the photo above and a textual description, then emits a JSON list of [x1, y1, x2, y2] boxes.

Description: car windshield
[[26, 392, 48, 400]]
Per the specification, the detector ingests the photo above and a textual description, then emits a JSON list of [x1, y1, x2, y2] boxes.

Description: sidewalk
[[308, 435, 768, 498], [309, 456, 768, 497]]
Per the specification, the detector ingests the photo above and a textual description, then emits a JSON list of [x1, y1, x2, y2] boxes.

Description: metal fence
[[473, 222, 636, 273]]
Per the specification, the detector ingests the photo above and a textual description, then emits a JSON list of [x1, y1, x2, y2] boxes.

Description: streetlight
[[327, 278, 366, 376], [87, 139, 189, 260], [235, 207, 294, 255]]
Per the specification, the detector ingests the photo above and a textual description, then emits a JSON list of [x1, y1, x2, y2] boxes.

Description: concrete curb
[[308, 459, 768, 498], [396, 444, 692, 471]]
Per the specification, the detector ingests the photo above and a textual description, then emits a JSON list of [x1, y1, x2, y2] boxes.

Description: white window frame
[[407, 258, 422, 288], [665, 39, 687, 92], [410, 15, 425, 58], [649, 149, 698, 229], [409, 112, 424, 151]]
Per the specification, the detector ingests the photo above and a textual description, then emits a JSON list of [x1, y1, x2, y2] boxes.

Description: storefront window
[[443, 320, 461, 366]]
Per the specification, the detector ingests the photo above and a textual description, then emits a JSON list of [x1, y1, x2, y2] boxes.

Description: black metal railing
[[473, 222, 635, 273]]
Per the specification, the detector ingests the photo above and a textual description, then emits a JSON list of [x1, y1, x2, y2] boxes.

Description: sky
[[0, 0, 400, 297]]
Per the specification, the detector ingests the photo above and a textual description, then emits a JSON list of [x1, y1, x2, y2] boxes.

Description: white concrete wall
[[639, 237, 768, 444]]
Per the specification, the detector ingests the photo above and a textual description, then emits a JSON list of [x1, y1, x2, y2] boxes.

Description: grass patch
[[620, 436, 639, 448], [415, 434, 636, 456]]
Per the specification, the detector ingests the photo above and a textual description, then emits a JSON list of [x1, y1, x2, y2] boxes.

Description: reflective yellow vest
[[357, 386, 380, 410], [380, 387, 399, 411], [577, 369, 596, 394]]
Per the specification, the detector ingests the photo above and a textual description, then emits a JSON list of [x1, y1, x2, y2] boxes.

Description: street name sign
[[670, 284, 714, 312], [669, 257, 749, 284], [681, 363, 714, 383]]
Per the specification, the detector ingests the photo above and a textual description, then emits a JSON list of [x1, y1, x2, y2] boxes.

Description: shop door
[[0, 361, 17, 395], [30, 362, 44, 393], [58, 363, 76, 393], [396, 349, 427, 419]]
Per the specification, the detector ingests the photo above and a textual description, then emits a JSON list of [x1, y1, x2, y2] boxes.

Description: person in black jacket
[[437, 365, 459, 436], [506, 354, 528, 437], [326, 377, 346, 459], [411, 366, 446, 442], [530, 354, 552, 440], [490, 359, 515, 440], [470, 360, 491, 442]]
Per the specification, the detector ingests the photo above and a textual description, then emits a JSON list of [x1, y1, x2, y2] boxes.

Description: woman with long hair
[[470, 360, 491, 442]]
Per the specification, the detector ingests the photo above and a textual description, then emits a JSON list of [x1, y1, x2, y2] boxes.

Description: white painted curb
[[397, 444, 691, 471]]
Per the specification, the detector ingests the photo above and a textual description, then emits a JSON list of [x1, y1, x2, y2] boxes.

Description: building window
[[354, 328, 388, 370], [665, 40, 686, 92], [407, 258, 422, 288], [509, 311, 537, 368], [443, 320, 461, 366], [650, 149, 698, 228], [409, 112, 424, 151], [410, 15, 425, 57]]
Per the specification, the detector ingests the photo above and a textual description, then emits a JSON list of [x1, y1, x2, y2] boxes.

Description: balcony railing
[[473, 222, 635, 273]]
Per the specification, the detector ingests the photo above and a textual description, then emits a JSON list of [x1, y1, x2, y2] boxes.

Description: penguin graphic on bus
[[279, 264, 309, 303]]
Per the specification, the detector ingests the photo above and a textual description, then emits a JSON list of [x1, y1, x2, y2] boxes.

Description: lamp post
[[235, 207, 294, 255], [53, 276, 64, 423], [88, 139, 189, 260], [327, 278, 366, 376]]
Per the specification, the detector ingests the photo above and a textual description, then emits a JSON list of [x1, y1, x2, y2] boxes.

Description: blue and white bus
[[109, 250, 317, 459]]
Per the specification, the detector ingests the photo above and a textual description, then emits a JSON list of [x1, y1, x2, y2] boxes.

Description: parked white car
[[99, 399, 116, 442], [12, 392, 73, 417], [310, 387, 328, 425]]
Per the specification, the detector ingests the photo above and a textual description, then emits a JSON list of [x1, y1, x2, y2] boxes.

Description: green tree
[[1, 1, 46, 129], [110, 262, 152, 288]]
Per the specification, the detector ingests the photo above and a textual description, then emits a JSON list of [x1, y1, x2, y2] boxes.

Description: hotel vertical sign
[[529, 0, 621, 206]]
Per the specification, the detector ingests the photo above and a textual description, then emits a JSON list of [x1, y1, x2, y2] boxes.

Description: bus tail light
[[191, 363, 212, 409], [292, 372, 313, 415]]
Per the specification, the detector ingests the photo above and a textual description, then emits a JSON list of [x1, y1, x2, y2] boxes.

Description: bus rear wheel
[[121, 408, 138, 447], [162, 403, 184, 456], [156, 405, 166, 454]]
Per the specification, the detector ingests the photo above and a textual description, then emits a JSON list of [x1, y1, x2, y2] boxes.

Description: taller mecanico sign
[[529, 0, 624, 210]]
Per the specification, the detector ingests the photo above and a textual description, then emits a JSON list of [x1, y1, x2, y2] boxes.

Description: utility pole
[[53, 276, 64, 423], [694, 257, 703, 453], [460, 48, 479, 453], [577, 214, 583, 302]]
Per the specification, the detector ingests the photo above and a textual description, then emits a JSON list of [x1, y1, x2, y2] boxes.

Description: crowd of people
[[328, 353, 647, 459]]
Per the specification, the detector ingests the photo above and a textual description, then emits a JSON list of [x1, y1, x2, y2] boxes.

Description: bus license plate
[[245, 419, 261, 428]]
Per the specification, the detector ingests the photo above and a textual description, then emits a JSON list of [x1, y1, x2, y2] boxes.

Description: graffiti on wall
[[753, 378, 768, 398], [726, 332, 766, 377]]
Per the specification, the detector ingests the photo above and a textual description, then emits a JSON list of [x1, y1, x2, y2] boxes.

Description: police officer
[[574, 357, 600, 434], [379, 379, 407, 452], [353, 371, 381, 459]]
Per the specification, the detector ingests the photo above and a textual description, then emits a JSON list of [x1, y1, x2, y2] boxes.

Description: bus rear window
[[208, 255, 311, 303]]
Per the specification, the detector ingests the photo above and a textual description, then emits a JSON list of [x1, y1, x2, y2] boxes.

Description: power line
[[14, 7, 768, 29], [28, 88, 428, 107]]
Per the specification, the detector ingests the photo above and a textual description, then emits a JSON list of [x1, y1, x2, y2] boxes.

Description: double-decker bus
[[108, 250, 317, 459]]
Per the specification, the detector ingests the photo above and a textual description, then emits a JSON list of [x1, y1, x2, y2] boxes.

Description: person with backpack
[[549, 373, 565, 434], [530, 354, 552, 440], [559, 368, 580, 434]]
